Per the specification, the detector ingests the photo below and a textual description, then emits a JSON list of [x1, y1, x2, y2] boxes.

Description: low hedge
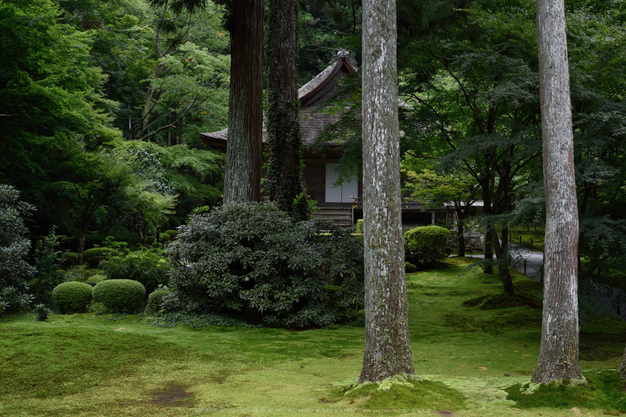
[[52, 282, 93, 314], [92, 279, 146, 313]]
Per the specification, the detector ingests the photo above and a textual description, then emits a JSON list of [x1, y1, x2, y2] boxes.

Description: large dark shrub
[[404, 225, 451, 266], [52, 282, 93, 314], [166, 202, 364, 328], [0, 184, 35, 314], [92, 279, 145, 313], [102, 249, 171, 294]]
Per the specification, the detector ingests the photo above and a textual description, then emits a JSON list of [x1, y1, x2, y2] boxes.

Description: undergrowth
[[146, 311, 261, 329]]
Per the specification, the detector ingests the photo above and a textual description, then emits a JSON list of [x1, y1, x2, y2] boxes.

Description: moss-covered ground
[[2, 257, 625, 416]]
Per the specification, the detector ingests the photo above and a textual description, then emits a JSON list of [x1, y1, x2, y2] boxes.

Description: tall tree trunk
[[223, 0, 264, 203], [360, 0, 415, 384], [266, 0, 307, 218], [532, 0, 581, 384]]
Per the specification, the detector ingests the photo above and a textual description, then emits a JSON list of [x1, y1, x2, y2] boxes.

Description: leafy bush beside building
[[165, 202, 364, 328]]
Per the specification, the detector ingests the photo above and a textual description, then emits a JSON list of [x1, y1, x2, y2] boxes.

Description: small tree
[[405, 169, 479, 257]]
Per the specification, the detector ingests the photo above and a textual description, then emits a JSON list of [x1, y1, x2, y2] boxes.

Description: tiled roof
[[201, 54, 357, 147]]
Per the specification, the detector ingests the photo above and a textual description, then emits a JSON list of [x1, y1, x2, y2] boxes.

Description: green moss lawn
[[2, 257, 625, 416]]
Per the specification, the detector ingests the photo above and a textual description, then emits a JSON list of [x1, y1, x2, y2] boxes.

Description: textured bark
[[359, 0, 415, 384], [532, 0, 581, 384], [266, 0, 307, 218], [223, 0, 264, 203]]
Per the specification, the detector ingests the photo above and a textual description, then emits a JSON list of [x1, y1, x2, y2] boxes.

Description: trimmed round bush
[[63, 252, 81, 267], [92, 279, 146, 313], [355, 219, 364, 234], [86, 274, 107, 286], [145, 289, 170, 314], [164, 229, 179, 239], [159, 233, 171, 243], [405, 262, 417, 273], [52, 282, 93, 314], [404, 225, 451, 265], [82, 247, 119, 268]]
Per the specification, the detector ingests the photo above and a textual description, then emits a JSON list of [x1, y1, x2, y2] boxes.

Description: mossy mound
[[336, 374, 467, 411], [462, 293, 540, 310], [505, 371, 626, 412]]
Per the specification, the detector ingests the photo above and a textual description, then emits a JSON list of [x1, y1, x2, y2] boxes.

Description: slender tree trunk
[[360, 0, 415, 384], [223, 0, 264, 203], [140, 62, 166, 139], [481, 179, 495, 274], [532, 0, 581, 383], [493, 227, 514, 293], [455, 207, 466, 257], [484, 220, 495, 274], [266, 0, 307, 218]]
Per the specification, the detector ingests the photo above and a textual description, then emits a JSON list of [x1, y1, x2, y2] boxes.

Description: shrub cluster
[[103, 249, 171, 294], [404, 225, 451, 266], [52, 282, 93, 314], [166, 202, 364, 328], [92, 279, 146, 313]]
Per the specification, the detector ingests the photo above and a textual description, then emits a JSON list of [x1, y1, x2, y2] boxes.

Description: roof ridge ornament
[[330, 48, 359, 71]]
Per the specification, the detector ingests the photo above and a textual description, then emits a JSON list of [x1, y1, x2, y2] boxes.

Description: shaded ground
[[464, 245, 626, 321]]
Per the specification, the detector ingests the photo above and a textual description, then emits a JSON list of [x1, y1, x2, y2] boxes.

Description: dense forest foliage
[[1, 0, 626, 313]]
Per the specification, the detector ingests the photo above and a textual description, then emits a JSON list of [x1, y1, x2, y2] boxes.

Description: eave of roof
[[200, 54, 358, 145]]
